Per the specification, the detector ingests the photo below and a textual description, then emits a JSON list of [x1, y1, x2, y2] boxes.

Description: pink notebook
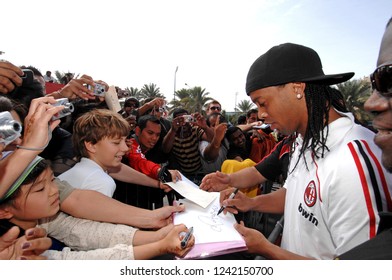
[[173, 192, 247, 259]]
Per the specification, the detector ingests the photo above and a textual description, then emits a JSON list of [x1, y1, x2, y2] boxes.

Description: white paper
[[104, 85, 121, 113], [174, 192, 244, 244], [165, 173, 216, 208]]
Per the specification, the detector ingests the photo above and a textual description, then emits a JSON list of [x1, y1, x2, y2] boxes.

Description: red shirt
[[126, 138, 160, 179]]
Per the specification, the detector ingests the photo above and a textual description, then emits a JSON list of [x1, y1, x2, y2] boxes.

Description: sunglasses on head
[[210, 106, 221, 111], [370, 63, 392, 98]]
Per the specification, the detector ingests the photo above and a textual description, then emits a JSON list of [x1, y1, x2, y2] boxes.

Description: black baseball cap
[[246, 43, 354, 95]]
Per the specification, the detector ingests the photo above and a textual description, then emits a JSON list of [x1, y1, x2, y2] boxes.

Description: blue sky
[[1, 0, 391, 111]]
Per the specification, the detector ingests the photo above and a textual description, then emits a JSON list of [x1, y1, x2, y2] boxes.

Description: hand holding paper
[[165, 173, 216, 208]]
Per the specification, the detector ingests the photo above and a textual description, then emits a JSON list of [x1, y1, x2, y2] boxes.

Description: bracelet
[[16, 125, 52, 151], [16, 145, 46, 151], [157, 180, 161, 189]]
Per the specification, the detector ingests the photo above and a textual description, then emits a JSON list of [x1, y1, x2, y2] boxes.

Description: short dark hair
[[225, 126, 242, 142], [20, 65, 43, 78], [172, 108, 188, 118], [237, 115, 247, 125], [246, 109, 258, 118], [137, 115, 160, 131], [124, 97, 139, 108]]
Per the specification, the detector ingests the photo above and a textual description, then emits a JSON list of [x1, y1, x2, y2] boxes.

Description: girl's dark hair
[[291, 84, 348, 172], [1, 160, 49, 207]]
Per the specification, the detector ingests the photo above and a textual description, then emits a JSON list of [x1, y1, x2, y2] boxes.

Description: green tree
[[140, 83, 165, 99], [168, 86, 212, 114], [125, 87, 143, 99], [336, 78, 373, 124], [169, 88, 191, 111], [236, 99, 256, 113], [187, 86, 213, 113]]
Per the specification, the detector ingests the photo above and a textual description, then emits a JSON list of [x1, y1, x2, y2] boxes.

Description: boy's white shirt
[[58, 157, 116, 197]]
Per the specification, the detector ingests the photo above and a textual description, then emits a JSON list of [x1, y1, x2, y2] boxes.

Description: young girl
[[0, 156, 194, 259]]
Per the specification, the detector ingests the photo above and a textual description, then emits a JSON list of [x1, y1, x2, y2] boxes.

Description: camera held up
[[51, 98, 74, 121], [87, 83, 106, 97], [0, 111, 22, 147]]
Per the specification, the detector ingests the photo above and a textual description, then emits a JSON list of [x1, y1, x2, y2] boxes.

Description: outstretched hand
[[150, 204, 185, 228], [200, 171, 230, 192]]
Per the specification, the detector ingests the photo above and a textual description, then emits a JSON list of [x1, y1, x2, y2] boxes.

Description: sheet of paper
[[165, 173, 215, 208], [174, 192, 244, 244]]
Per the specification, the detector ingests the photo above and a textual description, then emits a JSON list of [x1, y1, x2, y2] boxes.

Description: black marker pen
[[180, 226, 194, 249]]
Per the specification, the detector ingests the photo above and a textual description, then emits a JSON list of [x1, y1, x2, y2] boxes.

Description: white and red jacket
[[281, 112, 392, 259]]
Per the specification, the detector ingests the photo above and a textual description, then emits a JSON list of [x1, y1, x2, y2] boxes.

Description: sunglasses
[[370, 63, 392, 98], [209, 106, 221, 111]]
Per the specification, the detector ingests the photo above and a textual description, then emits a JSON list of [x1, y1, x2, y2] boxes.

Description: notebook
[[173, 192, 247, 259]]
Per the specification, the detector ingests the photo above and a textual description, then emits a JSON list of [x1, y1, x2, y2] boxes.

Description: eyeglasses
[[209, 106, 221, 111], [370, 63, 392, 98]]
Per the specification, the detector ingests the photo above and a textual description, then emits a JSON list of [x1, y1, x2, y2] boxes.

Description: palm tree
[[125, 87, 143, 99], [188, 86, 213, 113], [140, 83, 165, 99], [236, 99, 256, 113], [169, 88, 191, 111], [336, 78, 373, 124], [168, 86, 212, 114]]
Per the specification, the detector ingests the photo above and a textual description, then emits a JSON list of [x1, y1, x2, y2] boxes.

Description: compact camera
[[87, 83, 106, 97], [21, 69, 34, 87], [51, 98, 74, 121], [0, 111, 22, 147], [182, 115, 194, 123]]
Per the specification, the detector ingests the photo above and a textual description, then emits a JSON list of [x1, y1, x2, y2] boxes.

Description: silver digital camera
[[87, 83, 106, 97], [182, 115, 194, 123], [51, 98, 74, 121], [0, 111, 22, 147]]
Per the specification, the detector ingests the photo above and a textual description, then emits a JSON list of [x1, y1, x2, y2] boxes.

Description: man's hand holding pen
[[217, 188, 239, 215], [219, 187, 253, 214]]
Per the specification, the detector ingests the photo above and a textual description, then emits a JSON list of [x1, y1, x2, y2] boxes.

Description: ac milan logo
[[304, 181, 317, 207]]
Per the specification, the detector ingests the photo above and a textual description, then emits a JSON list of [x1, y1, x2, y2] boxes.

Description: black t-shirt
[[254, 135, 293, 182]]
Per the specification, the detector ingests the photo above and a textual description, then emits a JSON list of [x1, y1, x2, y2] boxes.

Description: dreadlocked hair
[[290, 84, 348, 173]]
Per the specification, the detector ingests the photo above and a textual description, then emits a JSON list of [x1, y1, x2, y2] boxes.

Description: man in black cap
[[208, 43, 392, 259]]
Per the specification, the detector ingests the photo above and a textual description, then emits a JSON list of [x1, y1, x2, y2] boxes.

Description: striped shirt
[[172, 126, 205, 175]]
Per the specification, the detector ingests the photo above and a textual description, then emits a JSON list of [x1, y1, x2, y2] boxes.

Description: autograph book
[[174, 192, 247, 259]]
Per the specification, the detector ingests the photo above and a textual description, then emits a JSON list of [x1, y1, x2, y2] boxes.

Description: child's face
[[89, 136, 128, 170], [11, 168, 60, 222]]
